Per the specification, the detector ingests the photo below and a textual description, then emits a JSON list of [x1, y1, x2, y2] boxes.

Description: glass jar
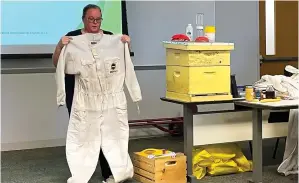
[[266, 85, 275, 99]]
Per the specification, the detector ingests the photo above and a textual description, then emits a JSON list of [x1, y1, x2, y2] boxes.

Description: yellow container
[[204, 26, 216, 42], [204, 26, 216, 33], [163, 42, 235, 102], [245, 86, 254, 102]]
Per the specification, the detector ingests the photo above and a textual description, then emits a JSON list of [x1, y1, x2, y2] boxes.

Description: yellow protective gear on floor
[[192, 143, 252, 180]]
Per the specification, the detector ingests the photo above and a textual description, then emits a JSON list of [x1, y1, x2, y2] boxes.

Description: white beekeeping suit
[[277, 109, 298, 176], [277, 66, 299, 176], [55, 33, 142, 183]]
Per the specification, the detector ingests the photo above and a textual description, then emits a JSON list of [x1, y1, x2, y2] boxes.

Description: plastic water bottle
[[186, 24, 193, 41]]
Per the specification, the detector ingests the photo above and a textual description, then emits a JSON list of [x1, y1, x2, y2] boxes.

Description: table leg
[[249, 108, 263, 183], [183, 104, 197, 183]]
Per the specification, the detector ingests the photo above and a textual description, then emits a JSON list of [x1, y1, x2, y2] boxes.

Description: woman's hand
[[121, 35, 131, 44], [59, 36, 72, 48]]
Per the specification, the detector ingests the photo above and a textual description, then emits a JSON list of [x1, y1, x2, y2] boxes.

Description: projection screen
[[1, 0, 127, 57]]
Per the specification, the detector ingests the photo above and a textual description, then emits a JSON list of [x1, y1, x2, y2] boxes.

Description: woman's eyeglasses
[[87, 17, 103, 23]]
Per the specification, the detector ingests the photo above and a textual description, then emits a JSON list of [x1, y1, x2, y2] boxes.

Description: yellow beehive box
[[163, 41, 235, 102], [132, 150, 187, 183]]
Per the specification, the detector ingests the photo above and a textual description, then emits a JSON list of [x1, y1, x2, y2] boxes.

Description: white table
[[234, 99, 298, 183]]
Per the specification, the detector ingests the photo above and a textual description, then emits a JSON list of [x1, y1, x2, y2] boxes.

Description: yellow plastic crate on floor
[[163, 41, 235, 102]]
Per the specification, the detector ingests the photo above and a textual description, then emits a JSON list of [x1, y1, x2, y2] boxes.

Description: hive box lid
[[163, 41, 234, 51]]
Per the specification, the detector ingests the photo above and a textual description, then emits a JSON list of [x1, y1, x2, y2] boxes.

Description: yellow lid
[[205, 26, 216, 33]]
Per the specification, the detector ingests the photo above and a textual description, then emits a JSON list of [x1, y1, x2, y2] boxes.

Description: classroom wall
[[215, 1, 260, 85], [1, 71, 180, 151], [1, 1, 260, 151], [126, 1, 216, 66]]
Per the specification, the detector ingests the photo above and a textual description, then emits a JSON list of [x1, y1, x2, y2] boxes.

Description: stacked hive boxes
[[163, 41, 235, 102]]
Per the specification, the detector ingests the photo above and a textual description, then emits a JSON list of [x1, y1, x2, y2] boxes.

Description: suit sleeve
[[55, 45, 80, 106], [124, 43, 142, 102]]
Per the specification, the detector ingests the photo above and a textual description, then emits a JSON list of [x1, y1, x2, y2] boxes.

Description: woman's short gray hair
[[82, 4, 101, 19]]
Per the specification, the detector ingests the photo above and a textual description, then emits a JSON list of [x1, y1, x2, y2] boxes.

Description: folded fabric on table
[[253, 65, 299, 100]]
